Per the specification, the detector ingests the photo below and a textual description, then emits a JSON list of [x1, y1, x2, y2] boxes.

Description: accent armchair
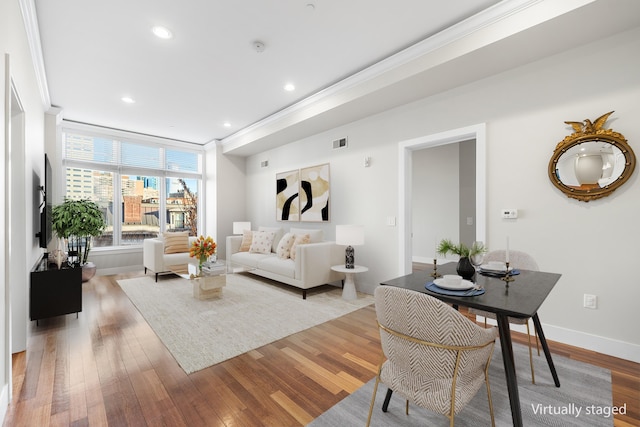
[[367, 286, 498, 427], [143, 234, 197, 282]]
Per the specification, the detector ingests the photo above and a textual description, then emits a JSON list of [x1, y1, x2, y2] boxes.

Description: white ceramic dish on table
[[433, 278, 475, 291], [480, 263, 512, 273]]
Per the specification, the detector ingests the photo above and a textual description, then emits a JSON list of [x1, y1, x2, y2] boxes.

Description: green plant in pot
[[52, 199, 106, 280], [437, 239, 486, 280]]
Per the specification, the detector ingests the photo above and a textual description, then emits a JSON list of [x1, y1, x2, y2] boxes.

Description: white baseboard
[[541, 323, 640, 364], [475, 316, 640, 363]]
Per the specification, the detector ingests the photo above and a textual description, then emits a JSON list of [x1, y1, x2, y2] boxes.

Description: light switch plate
[[584, 294, 597, 309]]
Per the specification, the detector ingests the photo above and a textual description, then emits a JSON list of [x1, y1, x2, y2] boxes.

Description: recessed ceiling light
[[152, 26, 173, 39], [284, 83, 295, 92], [121, 96, 135, 104], [223, 122, 231, 128]]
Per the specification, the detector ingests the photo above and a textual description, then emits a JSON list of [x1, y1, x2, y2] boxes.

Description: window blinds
[[63, 131, 200, 174]]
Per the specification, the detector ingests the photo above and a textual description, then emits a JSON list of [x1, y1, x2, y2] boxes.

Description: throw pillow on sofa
[[164, 231, 190, 254], [290, 234, 310, 260], [276, 233, 296, 259], [239, 230, 253, 252], [259, 226, 283, 253], [249, 230, 276, 254]]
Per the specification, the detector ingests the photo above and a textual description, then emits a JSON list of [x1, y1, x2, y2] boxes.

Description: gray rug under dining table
[[308, 340, 615, 426]]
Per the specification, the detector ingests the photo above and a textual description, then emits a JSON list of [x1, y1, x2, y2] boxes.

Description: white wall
[[209, 144, 246, 258], [0, 51, 7, 427], [1, 0, 47, 421], [92, 248, 142, 276], [458, 140, 476, 246], [411, 139, 477, 263], [238, 27, 640, 361], [412, 143, 459, 262]]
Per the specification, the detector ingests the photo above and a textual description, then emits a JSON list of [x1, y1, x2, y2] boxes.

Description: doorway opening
[[398, 124, 486, 276]]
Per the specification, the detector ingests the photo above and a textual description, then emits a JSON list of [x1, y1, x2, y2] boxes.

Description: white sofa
[[143, 235, 197, 281], [226, 227, 344, 299]]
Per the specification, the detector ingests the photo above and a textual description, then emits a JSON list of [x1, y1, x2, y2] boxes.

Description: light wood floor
[[3, 270, 639, 426]]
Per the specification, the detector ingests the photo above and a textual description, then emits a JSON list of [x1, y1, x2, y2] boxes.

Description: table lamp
[[336, 225, 364, 269], [233, 221, 251, 234]]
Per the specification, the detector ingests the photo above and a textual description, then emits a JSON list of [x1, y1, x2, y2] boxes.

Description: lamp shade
[[233, 221, 251, 235], [336, 225, 364, 246]]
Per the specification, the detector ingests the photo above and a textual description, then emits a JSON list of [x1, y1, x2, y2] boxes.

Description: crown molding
[[19, 0, 51, 109], [203, 139, 220, 152], [61, 120, 203, 150]]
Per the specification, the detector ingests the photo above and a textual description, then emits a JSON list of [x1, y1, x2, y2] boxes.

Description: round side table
[[331, 265, 368, 300]]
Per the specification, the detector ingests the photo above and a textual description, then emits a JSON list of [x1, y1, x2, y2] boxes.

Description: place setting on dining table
[[425, 238, 520, 297]]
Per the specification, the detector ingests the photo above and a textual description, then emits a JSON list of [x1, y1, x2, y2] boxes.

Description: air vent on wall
[[332, 137, 348, 149], [261, 160, 269, 167]]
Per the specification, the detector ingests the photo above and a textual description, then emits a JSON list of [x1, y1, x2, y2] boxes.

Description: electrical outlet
[[501, 209, 518, 219], [583, 294, 597, 309]]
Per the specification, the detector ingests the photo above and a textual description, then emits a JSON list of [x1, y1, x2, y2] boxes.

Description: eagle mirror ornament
[[548, 111, 636, 202]]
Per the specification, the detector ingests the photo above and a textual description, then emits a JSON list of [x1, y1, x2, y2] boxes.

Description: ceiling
[[33, 0, 640, 156]]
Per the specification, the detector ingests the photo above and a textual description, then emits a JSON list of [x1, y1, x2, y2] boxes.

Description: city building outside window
[[62, 128, 203, 248]]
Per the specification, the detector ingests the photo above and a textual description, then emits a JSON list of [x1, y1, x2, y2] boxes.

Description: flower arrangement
[[189, 235, 217, 272]]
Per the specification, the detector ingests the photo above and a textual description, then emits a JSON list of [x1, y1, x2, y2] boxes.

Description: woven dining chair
[[469, 249, 541, 383], [367, 286, 498, 427]]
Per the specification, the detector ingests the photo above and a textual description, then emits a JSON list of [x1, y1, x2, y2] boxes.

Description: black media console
[[30, 256, 82, 324]]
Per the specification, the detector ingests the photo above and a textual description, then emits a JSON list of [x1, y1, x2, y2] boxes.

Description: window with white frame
[[62, 128, 203, 247]]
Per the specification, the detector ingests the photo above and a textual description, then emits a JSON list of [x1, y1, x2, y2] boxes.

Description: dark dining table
[[380, 262, 561, 427]]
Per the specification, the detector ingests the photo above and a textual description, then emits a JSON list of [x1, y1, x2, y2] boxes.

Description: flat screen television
[[36, 154, 53, 248]]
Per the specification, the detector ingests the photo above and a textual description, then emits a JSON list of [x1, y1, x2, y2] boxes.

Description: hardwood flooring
[[3, 270, 639, 426]]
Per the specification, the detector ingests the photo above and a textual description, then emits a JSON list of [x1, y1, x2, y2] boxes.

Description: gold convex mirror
[[548, 111, 636, 202]]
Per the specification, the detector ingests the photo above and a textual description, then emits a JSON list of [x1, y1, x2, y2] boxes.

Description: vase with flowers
[[189, 235, 217, 275], [437, 239, 486, 280]]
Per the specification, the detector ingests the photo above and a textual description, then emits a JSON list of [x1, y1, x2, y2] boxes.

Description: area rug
[[117, 273, 374, 374], [309, 340, 614, 427]]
